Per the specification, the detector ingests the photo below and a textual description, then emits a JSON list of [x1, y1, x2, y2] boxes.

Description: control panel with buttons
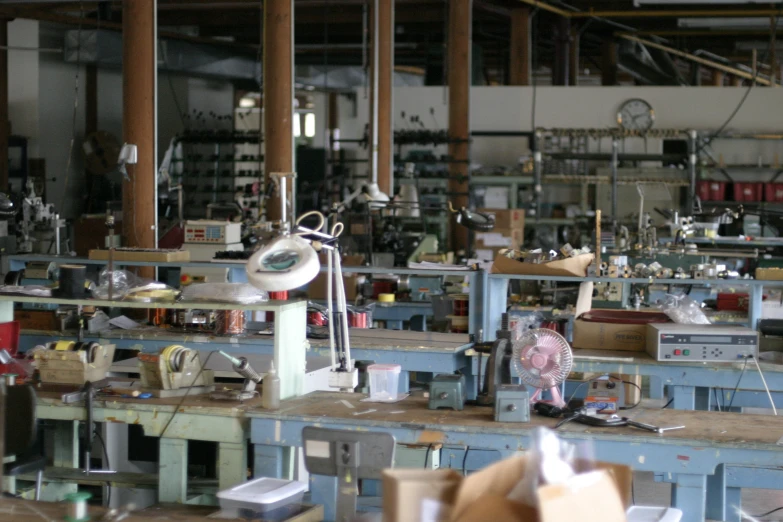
[[646, 324, 758, 362]]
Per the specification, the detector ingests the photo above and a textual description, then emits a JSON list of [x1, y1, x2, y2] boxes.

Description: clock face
[[617, 98, 655, 132]]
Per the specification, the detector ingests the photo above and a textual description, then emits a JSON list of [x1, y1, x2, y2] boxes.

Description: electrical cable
[[661, 398, 674, 409], [750, 355, 778, 415], [701, 7, 783, 149], [159, 350, 218, 439], [727, 357, 750, 412], [423, 443, 433, 469], [753, 506, 783, 518], [93, 429, 112, 507], [713, 387, 722, 412], [462, 446, 470, 476]]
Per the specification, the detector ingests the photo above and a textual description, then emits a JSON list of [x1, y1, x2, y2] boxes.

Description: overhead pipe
[[618, 33, 775, 85]]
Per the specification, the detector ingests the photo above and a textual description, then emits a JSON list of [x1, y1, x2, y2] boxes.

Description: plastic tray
[[217, 477, 307, 513]]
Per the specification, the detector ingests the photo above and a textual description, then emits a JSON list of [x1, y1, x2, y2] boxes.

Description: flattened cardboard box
[[492, 253, 594, 277], [383, 454, 631, 522]]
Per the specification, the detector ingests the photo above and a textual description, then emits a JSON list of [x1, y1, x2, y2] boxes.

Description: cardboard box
[[15, 310, 58, 331], [89, 248, 190, 262], [572, 318, 648, 351], [475, 228, 524, 251], [382, 469, 462, 522], [477, 208, 525, 229], [307, 254, 365, 300], [382, 454, 630, 522], [756, 267, 783, 281], [492, 253, 594, 277]]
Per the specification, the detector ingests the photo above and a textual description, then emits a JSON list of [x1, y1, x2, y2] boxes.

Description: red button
[[674, 349, 682, 355]]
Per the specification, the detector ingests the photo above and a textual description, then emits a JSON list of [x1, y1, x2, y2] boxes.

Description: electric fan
[[511, 328, 573, 407]]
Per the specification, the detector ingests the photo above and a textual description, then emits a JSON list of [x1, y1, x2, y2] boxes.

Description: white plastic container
[[217, 477, 307, 514], [367, 363, 402, 400], [626, 506, 683, 522]]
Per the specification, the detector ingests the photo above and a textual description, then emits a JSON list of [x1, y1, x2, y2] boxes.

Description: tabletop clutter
[[383, 427, 630, 522]]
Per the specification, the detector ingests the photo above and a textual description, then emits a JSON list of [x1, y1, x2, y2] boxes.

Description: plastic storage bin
[[733, 182, 763, 202], [367, 363, 401, 400], [217, 477, 306, 514], [766, 183, 783, 202], [697, 180, 726, 201]]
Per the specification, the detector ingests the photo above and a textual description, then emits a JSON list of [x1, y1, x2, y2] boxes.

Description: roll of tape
[[378, 293, 395, 303], [54, 341, 76, 351]]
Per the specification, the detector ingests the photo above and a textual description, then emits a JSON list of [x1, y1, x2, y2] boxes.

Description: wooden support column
[[569, 26, 579, 86], [711, 70, 725, 87], [601, 40, 618, 86], [448, 0, 471, 252], [509, 7, 531, 86], [376, 0, 393, 196], [0, 19, 8, 193], [263, 0, 294, 222], [122, 0, 156, 261]]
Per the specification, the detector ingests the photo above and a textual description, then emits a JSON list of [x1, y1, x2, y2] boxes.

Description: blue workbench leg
[[696, 387, 711, 411], [253, 445, 296, 479], [399, 370, 410, 395], [310, 475, 337, 522], [671, 473, 706, 522], [706, 464, 727, 521], [725, 487, 742, 522], [649, 377, 664, 399], [159, 438, 188, 503], [672, 385, 696, 410], [218, 442, 247, 491]]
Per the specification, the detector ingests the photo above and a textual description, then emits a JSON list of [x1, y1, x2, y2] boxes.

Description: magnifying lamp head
[[245, 235, 320, 292], [456, 208, 496, 232], [365, 183, 390, 209]]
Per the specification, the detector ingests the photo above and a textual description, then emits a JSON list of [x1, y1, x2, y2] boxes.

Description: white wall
[[340, 86, 783, 168], [8, 20, 40, 157]]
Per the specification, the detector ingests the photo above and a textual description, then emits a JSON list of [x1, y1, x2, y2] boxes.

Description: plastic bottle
[[261, 361, 280, 410]]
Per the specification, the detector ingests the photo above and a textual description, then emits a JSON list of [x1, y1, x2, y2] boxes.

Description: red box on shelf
[[733, 182, 763, 202], [766, 183, 783, 202], [697, 180, 726, 201]]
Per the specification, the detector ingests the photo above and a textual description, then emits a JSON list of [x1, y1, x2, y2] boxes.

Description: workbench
[[21, 329, 474, 396], [0, 497, 324, 521], [35, 388, 260, 505], [248, 391, 783, 522]]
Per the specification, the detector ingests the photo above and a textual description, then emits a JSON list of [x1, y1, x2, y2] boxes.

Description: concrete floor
[[633, 471, 783, 521]]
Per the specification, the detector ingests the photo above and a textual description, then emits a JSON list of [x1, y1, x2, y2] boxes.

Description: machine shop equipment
[[494, 384, 531, 422], [477, 313, 514, 407], [18, 179, 65, 254], [137, 345, 215, 397], [212, 350, 263, 401], [428, 373, 466, 411], [34, 341, 116, 386], [646, 324, 758, 362]]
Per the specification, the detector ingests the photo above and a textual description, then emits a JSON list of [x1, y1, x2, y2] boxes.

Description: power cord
[[661, 398, 674, 409], [93, 429, 112, 507], [159, 350, 218, 439], [462, 446, 470, 476], [727, 357, 750, 412], [750, 355, 777, 415], [713, 387, 722, 412], [423, 443, 433, 469], [753, 506, 783, 518]]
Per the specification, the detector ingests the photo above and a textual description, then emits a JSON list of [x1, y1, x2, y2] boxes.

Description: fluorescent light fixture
[[678, 17, 777, 29], [238, 97, 255, 108], [293, 113, 301, 138], [304, 113, 316, 138], [638, 0, 780, 4]]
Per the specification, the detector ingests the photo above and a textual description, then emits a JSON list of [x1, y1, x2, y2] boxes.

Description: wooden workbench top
[[35, 384, 265, 417], [248, 392, 783, 451]]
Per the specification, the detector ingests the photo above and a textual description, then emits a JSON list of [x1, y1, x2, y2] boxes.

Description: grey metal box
[[494, 384, 530, 422], [428, 374, 466, 411]]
